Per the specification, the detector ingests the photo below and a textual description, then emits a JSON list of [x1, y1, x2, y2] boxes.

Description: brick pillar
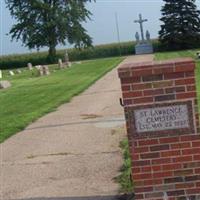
[[118, 58, 200, 199]]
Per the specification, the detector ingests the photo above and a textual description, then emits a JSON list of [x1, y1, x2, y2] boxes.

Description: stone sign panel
[[127, 101, 195, 137]]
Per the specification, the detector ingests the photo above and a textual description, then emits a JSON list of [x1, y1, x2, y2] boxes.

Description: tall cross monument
[[134, 13, 153, 55], [134, 14, 147, 42]]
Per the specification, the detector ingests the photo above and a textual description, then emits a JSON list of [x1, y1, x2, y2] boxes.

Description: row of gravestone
[[0, 51, 73, 89]]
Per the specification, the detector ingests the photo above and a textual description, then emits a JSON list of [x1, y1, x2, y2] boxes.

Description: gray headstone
[[0, 80, 11, 89], [28, 63, 33, 70], [9, 70, 15, 76], [0, 70, 2, 79], [64, 50, 69, 63], [58, 59, 64, 69], [16, 69, 22, 74], [43, 65, 50, 75]]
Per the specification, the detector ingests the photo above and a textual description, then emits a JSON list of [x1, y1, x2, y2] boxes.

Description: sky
[[0, 0, 200, 56]]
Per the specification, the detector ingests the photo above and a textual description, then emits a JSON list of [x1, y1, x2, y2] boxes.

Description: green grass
[[0, 57, 123, 143], [116, 139, 133, 193]]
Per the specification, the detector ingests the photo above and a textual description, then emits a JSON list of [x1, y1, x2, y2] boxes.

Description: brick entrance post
[[118, 58, 200, 199]]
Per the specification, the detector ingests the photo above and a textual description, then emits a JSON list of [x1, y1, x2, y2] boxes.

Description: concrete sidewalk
[[1, 55, 154, 200]]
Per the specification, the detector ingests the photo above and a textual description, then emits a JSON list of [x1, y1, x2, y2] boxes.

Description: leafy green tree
[[159, 0, 200, 50], [6, 0, 94, 62]]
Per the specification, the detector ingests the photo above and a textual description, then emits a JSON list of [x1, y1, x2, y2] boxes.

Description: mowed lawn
[[155, 49, 200, 111], [0, 57, 123, 143]]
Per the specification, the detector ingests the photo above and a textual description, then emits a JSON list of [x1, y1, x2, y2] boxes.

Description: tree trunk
[[48, 45, 56, 63]]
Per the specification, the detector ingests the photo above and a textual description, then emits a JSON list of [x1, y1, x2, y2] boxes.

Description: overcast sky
[[1, 0, 200, 56]]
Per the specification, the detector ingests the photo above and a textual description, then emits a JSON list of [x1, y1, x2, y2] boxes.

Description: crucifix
[[134, 14, 148, 42]]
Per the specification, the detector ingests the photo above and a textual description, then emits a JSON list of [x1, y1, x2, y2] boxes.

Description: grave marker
[[0, 70, 2, 79], [28, 63, 33, 70], [9, 71, 14, 76]]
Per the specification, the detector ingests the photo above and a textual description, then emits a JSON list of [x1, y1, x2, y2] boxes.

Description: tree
[[159, 0, 200, 50], [6, 0, 94, 62]]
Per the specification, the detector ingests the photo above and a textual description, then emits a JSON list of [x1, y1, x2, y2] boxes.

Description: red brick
[[159, 137, 179, 144], [121, 76, 141, 84], [153, 80, 174, 88], [164, 72, 185, 80], [143, 89, 164, 96], [132, 173, 152, 180], [172, 155, 193, 163], [141, 166, 152, 172], [176, 92, 196, 99], [138, 139, 159, 146], [134, 97, 153, 104], [175, 182, 194, 189], [153, 171, 173, 178], [186, 188, 200, 194], [152, 158, 172, 165], [192, 141, 200, 147], [141, 152, 160, 159], [185, 71, 195, 77], [123, 91, 143, 98], [180, 135, 200, 141], [194, 155, 200, 161], [182, 148, 200, 155], [187, 85, 196, 91], [134, 186, 153, 193], [162, 163, 182, 171], [132, 83, 152, 90], [165, 86, 185, 94], [132, 69, 153, 77], [171, 142, 191, 149], [175, 63, 195, 72], [161, 150, 181, 157], [121, 84, 131, 91], [153, 66, 174, 74], [150, 144, 169, 152], [175, 78, 195, 86], [134, 146, 149, 153]]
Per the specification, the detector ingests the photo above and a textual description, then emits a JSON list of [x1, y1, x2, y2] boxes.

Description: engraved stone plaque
[[134, 105, 189, 133], [126, 101, 195, 137]]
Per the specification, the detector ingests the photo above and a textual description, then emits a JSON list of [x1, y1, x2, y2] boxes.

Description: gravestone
[[64, 50, 71, 67], [134, 14, 153, 55], [0, 80, 11, 89], [118, 58, 200, 199], [9, 70, 14, 76], [27, 63, 33, 70], [16, 69, 22, 74], [58, 59, 64, 69], [38, 65, 50, 76], [0, 70, 2, 79]]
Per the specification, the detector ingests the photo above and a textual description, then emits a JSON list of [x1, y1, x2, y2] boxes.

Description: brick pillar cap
[[118, 57, 195, 73]]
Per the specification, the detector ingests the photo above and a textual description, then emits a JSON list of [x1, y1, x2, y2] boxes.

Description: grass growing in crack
[[116, 139, 133, 193]]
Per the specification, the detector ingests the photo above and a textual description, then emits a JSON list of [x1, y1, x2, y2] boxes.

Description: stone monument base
[[135, 42, 153, 55]]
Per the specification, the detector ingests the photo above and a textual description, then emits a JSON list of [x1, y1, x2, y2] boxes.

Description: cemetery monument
[[134, 14, 153, 55]]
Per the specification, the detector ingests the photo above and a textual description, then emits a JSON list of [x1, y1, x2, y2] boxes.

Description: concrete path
[[1, 55, 154, 200]]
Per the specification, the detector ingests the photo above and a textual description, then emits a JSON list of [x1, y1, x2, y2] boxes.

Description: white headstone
[[43, 65, 50, 75], [58, 59, 64, 69], [64, 50, 69, 63], [0, 80, 11, 89], [28, 63, 33, 70], [35, 65, 41, 70], [0, 70, 2, 79], [9, 70, 15, 76]]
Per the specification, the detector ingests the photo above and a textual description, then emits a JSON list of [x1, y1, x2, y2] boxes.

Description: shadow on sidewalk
[[11, 194, 135, 200]]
